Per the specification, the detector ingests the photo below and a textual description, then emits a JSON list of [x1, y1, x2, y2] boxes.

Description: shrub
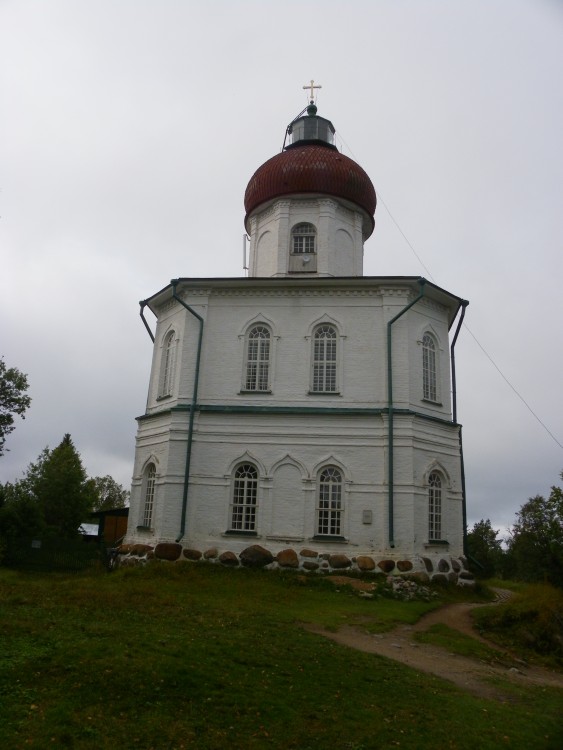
[[473, 583, 563, 664]]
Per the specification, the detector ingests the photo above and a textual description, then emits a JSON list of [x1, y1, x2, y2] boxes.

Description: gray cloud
[[1, 0, 562, 539]]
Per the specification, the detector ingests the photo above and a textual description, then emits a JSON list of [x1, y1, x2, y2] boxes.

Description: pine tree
[[31, 434, 95, 537], [466, 519, 504, 578]]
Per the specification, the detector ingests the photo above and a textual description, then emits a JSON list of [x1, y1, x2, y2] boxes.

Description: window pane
[[291, 223, 316, 254], [312, 326, 337, 392], [231, 464, 258, 531], [245, 326, 270, 391], [160, 332, 175, 397], [428, 472, 442, 541], [143, 464, 156, 527], [422, 334, 437, 401], [317, 467, 342, 535]]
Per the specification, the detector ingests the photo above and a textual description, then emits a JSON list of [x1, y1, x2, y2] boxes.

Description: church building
[[122, 90, 470, 581]]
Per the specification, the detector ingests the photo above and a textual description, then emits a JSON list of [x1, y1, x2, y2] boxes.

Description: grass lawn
[[0, 563, 562, 749]]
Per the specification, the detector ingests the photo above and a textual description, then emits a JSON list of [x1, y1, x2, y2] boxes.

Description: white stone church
[[121, 95, 471, 581]]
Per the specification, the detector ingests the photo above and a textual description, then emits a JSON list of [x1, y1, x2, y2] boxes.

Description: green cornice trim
[[137, 404, 460, 428]]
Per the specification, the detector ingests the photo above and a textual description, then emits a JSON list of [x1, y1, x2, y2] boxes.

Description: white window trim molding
[[157, 326, 179, 400], [240, 323, 274, 393], [228, 462, 259, 534], [315, 464, 346, 538], [418, 326, 441, 404], [139, 461, 157, 530], [290, 222, 317, 255], [238, 315, 279, 394], [306, 320, 344, 395]]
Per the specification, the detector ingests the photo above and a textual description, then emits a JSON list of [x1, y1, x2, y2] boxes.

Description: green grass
[[472, 582, 563, 669], [0, 564, 562, 749], [413, 623, 513, 666]]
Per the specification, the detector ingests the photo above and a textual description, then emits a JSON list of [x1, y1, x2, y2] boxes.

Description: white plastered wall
[[248, 197, 365, 278], [127, 281, 463, 559]]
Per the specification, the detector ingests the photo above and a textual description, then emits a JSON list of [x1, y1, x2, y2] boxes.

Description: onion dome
[[244, 103, 376, 238]]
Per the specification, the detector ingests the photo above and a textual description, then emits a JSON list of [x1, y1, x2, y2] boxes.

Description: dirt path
[[304, 588, 563, 701]]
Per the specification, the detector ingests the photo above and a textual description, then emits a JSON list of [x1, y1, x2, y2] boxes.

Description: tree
[[0, 357, 31, 457], [89, 475, 130, 511], [0, 438, 129, 554], [466, 518, 504, 578], [0, 480, 45, 541], [30, 434, 95, 538], [505, 474, 563, 587]]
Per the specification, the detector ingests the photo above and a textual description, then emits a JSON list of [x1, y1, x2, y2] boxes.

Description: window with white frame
[[317, 466, 343, 536], [422, 332, 437, 401], [428, 471, 442, 541], [312, 325, 338, 392], [230, 463, 258, 532], [291, 222, 316, 254], [142, 463, 156, 528], [244, 325, 271, 391], [159, 331, 176, 398]]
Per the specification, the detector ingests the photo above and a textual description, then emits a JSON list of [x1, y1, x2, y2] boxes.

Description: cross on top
[[303, 79, 321, 102]]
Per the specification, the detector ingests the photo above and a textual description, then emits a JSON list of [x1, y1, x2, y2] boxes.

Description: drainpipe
[[386, 278, 426, 548], [171, 280, 205, 543], [139, 301, 155, 343], [450, 300, 469, 555]]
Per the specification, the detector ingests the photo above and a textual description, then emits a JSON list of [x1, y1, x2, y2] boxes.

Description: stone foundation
[[116, 542, 474, 584]]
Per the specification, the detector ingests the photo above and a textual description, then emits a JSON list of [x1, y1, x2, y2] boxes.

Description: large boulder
[[154, 543, 182, 561], [397, 560, 413, 572], [276, 549, 299, 568], [377, 559, 395, 573], [328, 554, 351, 569], [356, 555, 376, 572], [300, 549, 318, 558], [239, 545, 274, 568], [183, 548, 202, 561], [303, 561, 319, 571], [219, 551, 239, 567]]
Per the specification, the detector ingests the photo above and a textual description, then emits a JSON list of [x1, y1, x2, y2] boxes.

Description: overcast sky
[[1, 0, 562, 538]]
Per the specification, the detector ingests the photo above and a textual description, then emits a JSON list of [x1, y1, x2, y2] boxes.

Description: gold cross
[[303, 79, 321, 102]]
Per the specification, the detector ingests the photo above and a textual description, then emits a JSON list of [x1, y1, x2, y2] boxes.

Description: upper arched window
[[244, 325, 271, 392], [312, 325, 338, 393], [159, 331, 176, 398], [316, 466, 343, 536], [422, 332, 437, 402], [141, 463, 156, 528], [291, 223, 316, 254], [230, 463, 258, 532], [428, 471, 442, 541]]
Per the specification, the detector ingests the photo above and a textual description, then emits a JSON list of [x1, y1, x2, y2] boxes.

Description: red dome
[[244, 144, 376, 238]]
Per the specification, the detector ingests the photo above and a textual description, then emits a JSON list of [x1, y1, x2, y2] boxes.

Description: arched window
[[142, 463, 156, 528], [312, 325, 338, 393], [230, 463, 258, 532], [291, 222, 316, 254], [428, 471, 442, 541], [422, 333, 437, 401], [317, 466, 343, 536], [159, 331, 176, 398], [244, 325, 271, 391]]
